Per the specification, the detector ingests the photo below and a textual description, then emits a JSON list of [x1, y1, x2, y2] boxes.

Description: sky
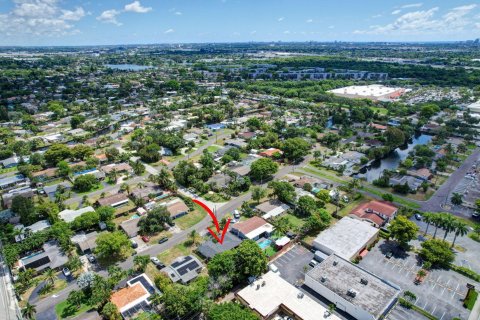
[[0, 0, 479, 46]]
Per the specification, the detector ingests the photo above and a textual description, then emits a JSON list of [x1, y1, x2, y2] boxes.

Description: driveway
[[359, 239, 475, 320]]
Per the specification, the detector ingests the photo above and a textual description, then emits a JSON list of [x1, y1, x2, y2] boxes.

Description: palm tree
[[441, 214, 456, 240], [22, 303, 36, 319], [348, 178, 361, 194], [43, 268, 57, 285], [189, 230, 199, 246], [120, 183, 131, 194], [451, 193, 463, 206], [451, 219, 469, 247], [422, 212, 434, 236], [431, 214, 443, 239]]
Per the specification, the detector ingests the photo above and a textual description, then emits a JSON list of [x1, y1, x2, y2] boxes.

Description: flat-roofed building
[[305, 254, 400, 320], [328, 85, 407, 101], [313, 217, 379, 261], [236, 271, 341, 320]]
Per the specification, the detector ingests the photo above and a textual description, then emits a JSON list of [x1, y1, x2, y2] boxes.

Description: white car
[[269, 264, 280, 275]]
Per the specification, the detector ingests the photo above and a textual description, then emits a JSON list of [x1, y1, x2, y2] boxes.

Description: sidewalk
[[469, 294, 480, 320]]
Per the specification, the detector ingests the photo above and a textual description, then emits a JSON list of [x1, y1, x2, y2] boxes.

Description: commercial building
[[236, 271, 341, 320], [328, 85, 407, 101], [305, 254, 400, 320], [313, 217, 379, 261]]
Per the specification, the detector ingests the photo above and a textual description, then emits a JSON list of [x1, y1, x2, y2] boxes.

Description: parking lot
[[270, 244, 313, 285], [360, 240, 474, 320]]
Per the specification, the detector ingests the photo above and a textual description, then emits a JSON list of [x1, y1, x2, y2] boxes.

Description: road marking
[[452, 283, 460, 298], [431, 305, 437, 315], [439, 311, 445, 320], [423, 301, 428, 310]]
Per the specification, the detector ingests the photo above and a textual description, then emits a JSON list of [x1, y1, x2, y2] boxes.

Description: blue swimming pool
[[258, 239, 272, 249], [130, 214, 140, 220]]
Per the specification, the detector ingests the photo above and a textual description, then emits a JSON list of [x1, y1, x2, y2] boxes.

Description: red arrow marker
[[192, 199, 231, 244]]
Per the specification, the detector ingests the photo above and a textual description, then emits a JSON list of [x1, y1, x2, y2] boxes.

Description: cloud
[[355, 4, 478, 35], [283, 30, 290, 34], [164, 28, 174, 34], [250, 30, 257, 34], [97, 9, 122, 25], [372, 14, 382, 18], [401, 3, 423, 9], [0, 0, 85, 37], [328, 25, 335, 29], [124, 1, 152, 13], [392, 9, 402, 15], [278, 17, 284, 22], [306, 19, 313, 23], [174, 11, 182, 15]]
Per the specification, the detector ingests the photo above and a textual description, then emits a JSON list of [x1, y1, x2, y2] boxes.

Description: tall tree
[[388, 216, 419, 247]]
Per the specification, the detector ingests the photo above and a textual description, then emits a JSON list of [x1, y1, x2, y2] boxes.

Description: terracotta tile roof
[[370, 123, 388, 130], [232, 216, 269, 235], [259, 148, 282, 157], [350, 200, 397, 226], [110, 283, 148, 310]]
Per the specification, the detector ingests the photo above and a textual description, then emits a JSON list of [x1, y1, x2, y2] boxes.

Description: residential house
[[17, 241, 68, 272], [0, 175, 30, 191], [259, 148, 282, 158], [407, 168, 433, 181], [224, 139, 248, 149], [349, 200, 398, 228], [2, 187, 34, 208], [197, 233, 242, 260], [164, 255, 203, 284], [231, 216, 274, 241], [130, 184, 165, 201], [164, 198, 189, 219], [255, 200, 290, 220], [110, 273, 157, 319], [71, 231, 99, 254], [59, 206, 95, 223], [100, 163, 133, 175], [389, 175, 423, 191], [96, 193, 129, 208], [15, 220, 51, 242], [120, 218, 141, 238]]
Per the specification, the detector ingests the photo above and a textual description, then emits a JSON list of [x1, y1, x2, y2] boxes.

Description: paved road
[[33, 155, 311, 319], [420, 148, 480, 216], [0, 244, 19, 320]]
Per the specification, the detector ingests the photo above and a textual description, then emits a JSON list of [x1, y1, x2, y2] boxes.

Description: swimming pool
[[130, 214, 140, 220], [258, 239, 272, 250]]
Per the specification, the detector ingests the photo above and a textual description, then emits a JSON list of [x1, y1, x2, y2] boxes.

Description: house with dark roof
[[17, 241, 68, 272], [164, 255, 203, 284], [120, 218, 141, 238], [197, 233, 242, 260]]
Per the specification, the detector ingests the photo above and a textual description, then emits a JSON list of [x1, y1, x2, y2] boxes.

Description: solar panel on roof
[[129, 275, 155, 294], [177, 260, 200, 276], [171, 255, 192, 268]]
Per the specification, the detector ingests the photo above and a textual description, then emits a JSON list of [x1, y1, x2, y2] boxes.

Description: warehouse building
[[305, 254, 400, 320]]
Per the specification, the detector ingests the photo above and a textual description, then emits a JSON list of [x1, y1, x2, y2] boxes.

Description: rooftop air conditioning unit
[[297, 292, 304, 299], [365, 208, 373, 213], [333, 261, 338, 266], [321, 276, 327, 283], [360, 278, 368, 285], [256, 284, 260, 290], [347, 289, 357, 298], [261, 281, 266, 287]]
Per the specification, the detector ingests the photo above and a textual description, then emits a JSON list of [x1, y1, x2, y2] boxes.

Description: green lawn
[[157, 241, 197, 265], [175, 205, 207, 230], [74, 183, 104, 196], [55, 300, 93, 319], [0, 166, 18, 174], [206, 145, 221, 153], [362, 186, 421, 209], [301, 166, 348, 184], [284, 213, 305, 229], [369, 107, 389, 115]]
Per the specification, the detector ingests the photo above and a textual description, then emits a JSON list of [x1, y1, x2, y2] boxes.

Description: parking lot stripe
[[431, 305, 437, 315], [452, 284, 460, 298], [440, 311, 445, 320]]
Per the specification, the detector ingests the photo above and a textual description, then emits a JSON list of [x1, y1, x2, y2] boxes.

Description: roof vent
[[321, 276, 327, 283], [365, 208, 373, 213], [256, 284, 260, 290], [347, 289, 357, 298], [261, 281, 266, 287], [333, 261, 338, 266], [297, 292, 304, 299], [360, 278, 368, 285]]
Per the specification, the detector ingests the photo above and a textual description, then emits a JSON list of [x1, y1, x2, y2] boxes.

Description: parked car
[[141, 235, 150, 243], [87, 254, 96, 264], [130, 239, 138, 248], [167, 221, 175, 227], [415, 214, 422, 221], [233, 210, 240, 219], [309, 259, 319, 268], [269, 264, 280, 274], [150, 257, 165, 269], [62, 267, 71, 277], [158, 237, 168, 244], [385, 251, 393, 259]]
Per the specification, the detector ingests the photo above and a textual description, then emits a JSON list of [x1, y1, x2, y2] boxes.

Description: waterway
[[355, 133, 433, 182]]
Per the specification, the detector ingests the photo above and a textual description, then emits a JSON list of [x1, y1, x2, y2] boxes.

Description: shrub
[[463, 290, 478, 310]]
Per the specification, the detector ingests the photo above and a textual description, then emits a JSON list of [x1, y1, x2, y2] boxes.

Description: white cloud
[[0, 0, 85, 37], [356, 4, 478, 35], [250, 30, 257, 34], [60, 7, 85, 21], [392, 9, 402, 15], [124, 1, 152, 13], [283, 30, 290, 34], [174, 11, 182, 15], [401, 3, 423, 9], [278, 17, 284, 22], [328, 25, 335, 29], [306, 19, 313, 23], [97, 9, 122, 26], [372, 14, 382, 18], [164, 28, 174, 34]]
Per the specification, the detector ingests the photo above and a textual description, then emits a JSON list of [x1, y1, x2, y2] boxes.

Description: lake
[[355, 133, 433, 182], [105, 64, 155, 71]]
